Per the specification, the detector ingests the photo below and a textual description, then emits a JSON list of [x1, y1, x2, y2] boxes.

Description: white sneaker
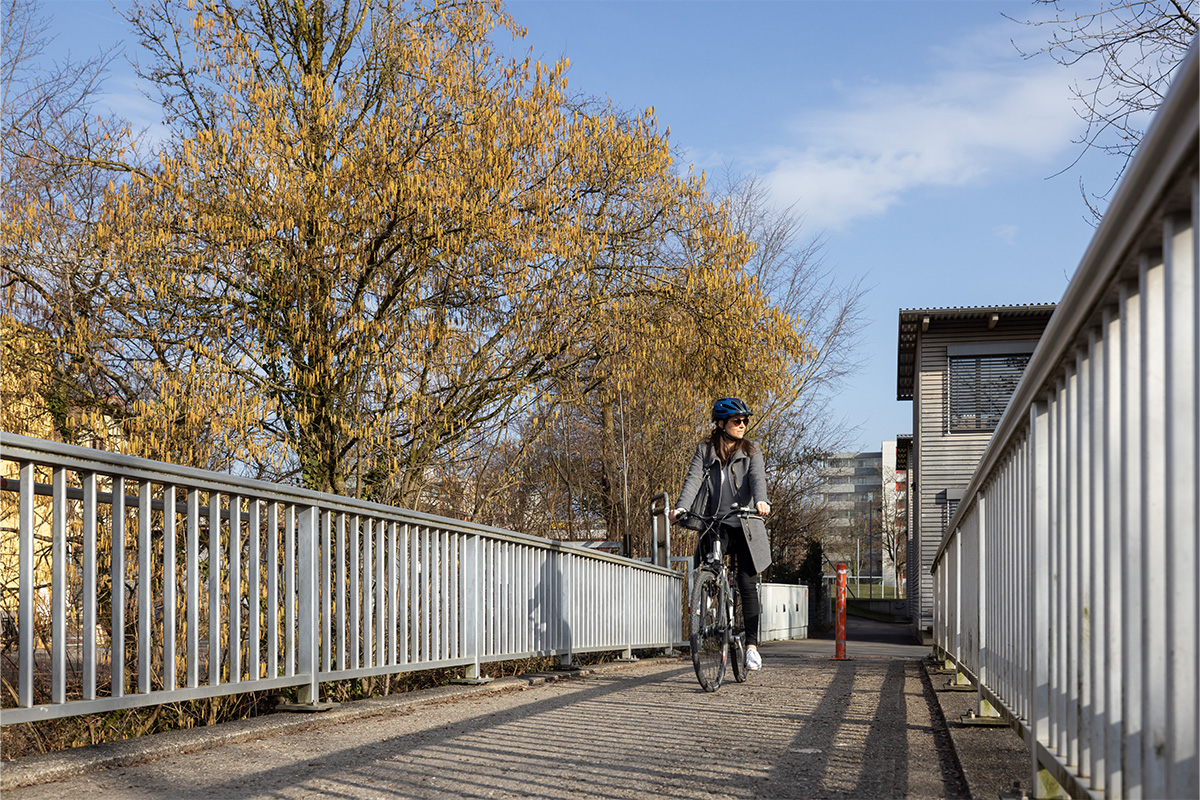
[[746, 648, 762, 670]]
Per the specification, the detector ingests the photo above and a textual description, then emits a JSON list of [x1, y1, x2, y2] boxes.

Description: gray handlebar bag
[[742, 515, 772, 576]]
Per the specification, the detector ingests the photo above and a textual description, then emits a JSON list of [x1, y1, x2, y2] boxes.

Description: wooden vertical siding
[[910, 316, 1050, 636]]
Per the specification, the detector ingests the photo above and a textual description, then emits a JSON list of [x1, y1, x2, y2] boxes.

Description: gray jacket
[[675, 440, 772, 574]]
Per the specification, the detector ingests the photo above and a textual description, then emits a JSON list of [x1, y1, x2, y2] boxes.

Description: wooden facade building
[[896, 304, 1055, 642]]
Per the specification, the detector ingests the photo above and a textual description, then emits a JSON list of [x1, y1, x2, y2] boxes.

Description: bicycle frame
[[685, 506, 757, 691]]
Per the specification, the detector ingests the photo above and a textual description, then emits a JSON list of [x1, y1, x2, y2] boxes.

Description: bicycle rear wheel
[[690, 567, 728, 692]]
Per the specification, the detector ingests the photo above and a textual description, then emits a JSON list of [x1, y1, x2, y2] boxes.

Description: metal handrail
[[0, 432, 682, 725]]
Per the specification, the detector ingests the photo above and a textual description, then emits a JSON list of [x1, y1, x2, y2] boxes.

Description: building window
[[948, 353, 1031, 432], [941, 499, 959, 533]]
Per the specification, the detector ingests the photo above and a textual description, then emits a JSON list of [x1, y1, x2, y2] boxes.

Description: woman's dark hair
[[708, 427, 757, 462]]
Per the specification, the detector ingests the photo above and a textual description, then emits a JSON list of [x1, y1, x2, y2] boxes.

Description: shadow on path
[[817, 614, 922, 646]]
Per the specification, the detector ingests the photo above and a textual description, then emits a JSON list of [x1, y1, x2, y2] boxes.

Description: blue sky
[[38, 0, 1123, 451]]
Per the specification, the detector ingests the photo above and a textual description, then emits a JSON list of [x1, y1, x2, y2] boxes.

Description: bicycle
[[684, 506, 758, 692]]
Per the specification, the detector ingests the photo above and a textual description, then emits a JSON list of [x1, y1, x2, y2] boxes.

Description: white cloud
[[761, 57, 1083, 231], [993, 224, 1020, 245]]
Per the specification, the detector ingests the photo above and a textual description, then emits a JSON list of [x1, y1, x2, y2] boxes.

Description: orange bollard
[[833, 562, 848, 660]]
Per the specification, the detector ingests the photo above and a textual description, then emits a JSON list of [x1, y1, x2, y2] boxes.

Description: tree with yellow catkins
[[7, 0, 805, 506]]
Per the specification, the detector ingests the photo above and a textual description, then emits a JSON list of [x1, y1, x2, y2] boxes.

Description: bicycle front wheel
[[690, 567, 729, 692], [730, 586, 750, 683]]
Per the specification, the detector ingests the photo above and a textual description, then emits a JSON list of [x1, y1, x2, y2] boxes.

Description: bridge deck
[[4, 620, 1021, 799]]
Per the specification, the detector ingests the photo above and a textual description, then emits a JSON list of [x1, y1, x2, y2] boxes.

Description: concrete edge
[[2, 656, 682, 790], [919, 656, 1031, 799]]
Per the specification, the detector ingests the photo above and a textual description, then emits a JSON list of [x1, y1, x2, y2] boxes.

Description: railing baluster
[[1102, 306, 1125, 797], [436, 530, 445, 659], [1088, 329, 1108, 791], [111, 476, 126, 699], [163, 485, 177, 691], [1141, 253, 1170, 798], [1121, 278, 1145, 798], [229, 494, 241, 684], [409, 524, 418, 663], [349, 514, 360, 669], [1163, 210, 1198, 798], [285, 504, 295, 677], [267, 501, 279, 679], [83, 472, 97, 700], [18, 461, 34, 708], [427, 525, 436, 662], [208, 490, 222, 686], [462, 533, 479, 678], [51, 466, 66, 704], [450, 533, 459, 659], [248, 498, 260, 680], [336, 512, 346, 671], [186, 487, 199, 689], [362, 517, 373, 667], [397, 522, 407, 665], [387, 520, 397, 665], [321, 509, 331, 673], [376, 520, 385, 665], [139, 479, 152, 695]]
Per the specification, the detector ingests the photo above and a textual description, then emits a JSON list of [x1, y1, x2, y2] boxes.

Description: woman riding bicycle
[[670, 397, 772, 670]]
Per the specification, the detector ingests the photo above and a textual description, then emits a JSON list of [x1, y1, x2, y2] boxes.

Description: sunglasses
[[727, 417, 750, 426]]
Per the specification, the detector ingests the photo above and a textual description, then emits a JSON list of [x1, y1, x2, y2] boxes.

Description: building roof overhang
[[896, 304, 1056, 401]]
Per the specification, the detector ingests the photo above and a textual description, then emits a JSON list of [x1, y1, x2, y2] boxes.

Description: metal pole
[[834, 563, 848, 660], [855, 540, 860, 597]]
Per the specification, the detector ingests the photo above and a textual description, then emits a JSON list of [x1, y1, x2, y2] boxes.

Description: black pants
[[694, 524, 761, 647]]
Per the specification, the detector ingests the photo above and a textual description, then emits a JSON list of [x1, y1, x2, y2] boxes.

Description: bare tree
[[718, 171, 867, 580], [879, 461, 907, 597], [1, 0, 135, 444], [1010, 1, 1197, 206]]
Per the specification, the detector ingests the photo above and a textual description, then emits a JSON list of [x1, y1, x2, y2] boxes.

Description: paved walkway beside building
[[3, 618, 1029, 799]]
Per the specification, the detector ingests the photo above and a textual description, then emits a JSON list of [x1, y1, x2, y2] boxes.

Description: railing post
[[1029, 400, 1065, 798], [619, 565, 636, 661], [296, 504, 319, 704], [650, 492, 671, 568], [558, 548, 574, 668], [973, 493, 1001, 719], [457, 533, 491, 684]]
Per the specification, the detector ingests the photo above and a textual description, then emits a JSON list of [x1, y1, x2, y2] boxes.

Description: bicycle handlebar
[[677, 504, 763, 524]]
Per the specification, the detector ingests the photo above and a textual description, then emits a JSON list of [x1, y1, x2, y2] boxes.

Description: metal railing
[[0, 432, 681, 725], [759, 583, 808, 641], [931, 40, 1198, 799]]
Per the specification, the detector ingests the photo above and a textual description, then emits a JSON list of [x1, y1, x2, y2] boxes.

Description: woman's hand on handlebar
[[669, 504, 768, 523]]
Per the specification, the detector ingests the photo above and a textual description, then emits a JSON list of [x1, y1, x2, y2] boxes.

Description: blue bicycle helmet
[[711, 397, 752, 422]]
